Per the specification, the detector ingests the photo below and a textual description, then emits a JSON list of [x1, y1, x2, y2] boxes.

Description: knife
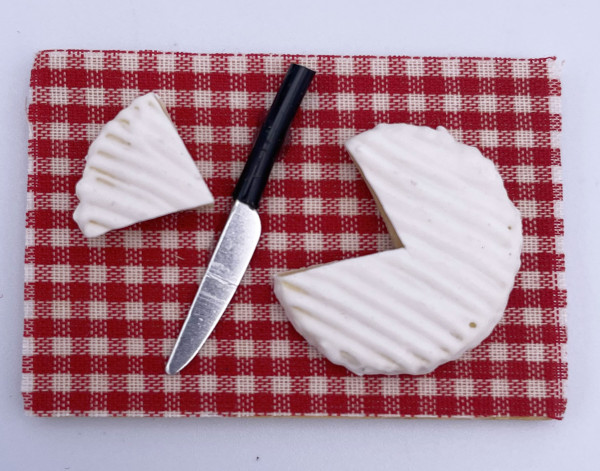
[[166, 63, 315, 375]]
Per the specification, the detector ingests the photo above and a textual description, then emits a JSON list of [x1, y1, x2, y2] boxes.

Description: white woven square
[[88, 301, 107, 320], [192, 55, 211, 74], [127, 374, 145, 393], [50, 123, 69, 141], [120, 53, 139, 72], [161, 267, 179, 285], [370, 57, 389, 76], [301, 128, 321, 146], [83, 52, 103, 70], [335, 57, 354, 76], [520, 272, 541, 290], [336, 92, 356, 111], [51, 301, 71, 319], [157, 54, 176, 73], [526, 380, 547, 398], [479, 129, 499, 148], [372, 93, 390, 111], [516, 165, 536, 183], [303, 197, 323, 215], [405, 58, 425, 76], [454, 379, 475, 397], [512, 61, 530, 78], [124, 266, 144, 284], [235, 339, 255, 358], [230, 126, 251, 145], [163, 375, 182, 393], [228, 55, 247, 74], [549, 96, 561, 114], [127, 338, 145, 356], [304, 232, 324, 252], [198, 375, 218, 393], [381, 377, 400, 396], [518, 200, 538, 219], [522, 235, 540, 254], [22, 337, 34, 356], [550, 130, 561, 149], [52, 265, 71, 283], [50, 158, 70, 176], [49, 87, 69, 105], [489, 343, 508, 362], [444, 94, 462, 112], [522, 307, 544, 326], [161, 302, 181, 322], [525, 343, 546, 362], [52, 337, 72, 356], [89, 373, 110, 393], [514, 96, 532, 113], [51, 228, 70, 247], [264, 55, 284, 75], [271, 376, 291, 394], [125, 302, 144, 320], [491, 379, 509, 397], [267, 232, 288, 251], [85, 87, 105, 106], [236, 375, 255, 394], [89, 337, 109, 356], [345, 377, 365, 396], [229, 91, 248, 109], [301, 91, 319, 110], [270, 340, 290, 358], [417, 377, 438, 396], [476, 60, 496, 78], [408, 94, 426, 112], [123, 231, 144, 249], [478, 94, 497, 113], [48, 51, 68, 69], [88, 265, 107, 284], [22, 373, 34, 393], [309, 376, 328, 395], [50, 193, 70, 211], [52, 374, 72, 392], [441, 59, 461, 77], [193, 90, 212, 108]]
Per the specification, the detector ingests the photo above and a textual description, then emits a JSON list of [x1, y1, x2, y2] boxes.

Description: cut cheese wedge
[[73, 92, 214, 237], [274, 124, 522, 375]]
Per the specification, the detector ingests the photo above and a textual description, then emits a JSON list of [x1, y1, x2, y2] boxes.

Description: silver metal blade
[[165, 201, 261, 374]]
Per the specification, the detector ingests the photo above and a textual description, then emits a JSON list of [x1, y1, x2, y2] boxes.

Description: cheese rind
[[274, 124, 522, 375], [73, 92, 214, 237]]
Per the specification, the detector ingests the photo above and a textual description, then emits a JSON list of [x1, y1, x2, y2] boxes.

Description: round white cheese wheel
[[274, 124, 522, 375]]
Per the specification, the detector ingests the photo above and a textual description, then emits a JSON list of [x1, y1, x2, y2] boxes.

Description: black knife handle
[[232, 63, 315, 209]]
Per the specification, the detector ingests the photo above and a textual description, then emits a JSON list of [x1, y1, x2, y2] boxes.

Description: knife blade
[[166, 64, 315, 375]]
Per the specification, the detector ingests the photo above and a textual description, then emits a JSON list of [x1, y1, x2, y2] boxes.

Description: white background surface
[[1, 1, 599, 469]]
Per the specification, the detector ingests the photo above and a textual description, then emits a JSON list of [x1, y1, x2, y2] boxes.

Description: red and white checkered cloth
[[23, 50, 567, 419]]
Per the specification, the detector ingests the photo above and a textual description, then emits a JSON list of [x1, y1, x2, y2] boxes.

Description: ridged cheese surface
[[73, 93, 214, 238], [274, 124, 522, 375]]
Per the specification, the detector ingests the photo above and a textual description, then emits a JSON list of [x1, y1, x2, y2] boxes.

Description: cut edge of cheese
[[73, 92, 214, 238], [274, 124, 522, 376]]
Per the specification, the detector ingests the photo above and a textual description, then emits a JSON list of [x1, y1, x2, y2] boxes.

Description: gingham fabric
[[23, 50, 567, 419]]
